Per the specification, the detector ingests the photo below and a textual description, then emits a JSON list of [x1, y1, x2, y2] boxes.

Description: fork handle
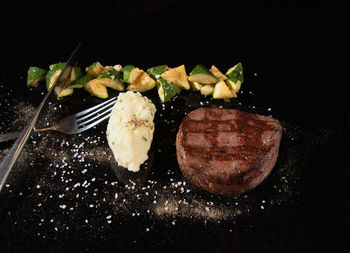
[[0, 126, 56, 143], [0, 131, 21, 142]]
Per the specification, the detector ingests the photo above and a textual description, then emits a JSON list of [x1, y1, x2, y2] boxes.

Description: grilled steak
[[176, 108, 282, 195]]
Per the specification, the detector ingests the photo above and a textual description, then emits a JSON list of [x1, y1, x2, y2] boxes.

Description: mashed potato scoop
[[106, 91, 156, 172]]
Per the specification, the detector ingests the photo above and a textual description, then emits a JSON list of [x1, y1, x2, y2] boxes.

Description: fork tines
[[76, 97, 117, 130]]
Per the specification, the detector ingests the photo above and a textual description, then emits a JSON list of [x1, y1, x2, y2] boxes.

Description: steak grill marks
[[180, 109, 276, 167]]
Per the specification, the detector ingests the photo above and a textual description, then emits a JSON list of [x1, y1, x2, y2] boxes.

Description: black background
[[2, 1, 345, 121], [0, 1, 349, 252]]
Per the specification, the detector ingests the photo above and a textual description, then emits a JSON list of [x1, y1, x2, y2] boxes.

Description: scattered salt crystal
[[59, 204, 67, 209]]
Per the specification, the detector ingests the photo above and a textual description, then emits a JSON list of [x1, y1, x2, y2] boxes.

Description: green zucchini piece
[[190, 81, 202, 91], [46, 62, 67, 90], [96, 69, 124, 91], [84, 79, 109, 99], [213, 80, 236, 99], [66, 75, 92, 89], [126, 71, 156, 92], [209, 65, 227, 81], [200, 84, 215, 96], [225, 79, 241, 93], [49, 62, 66, 71], [188, 64, 217, 84], [97, 68, 123, 81], [122, 65, 138, 83], [51, 65, 82, 96], [225, 63, 243, 92], [70, 66, 83, 81], [157, 77, 181, 103], [160, 65, 190, 90], [58, 88, 74, 97], [226, 62, 243, 83], [147, 65, 168, 79], [54, 86, 74, 98], [86, 62, 104, 77], [98, 78, 125, 91], [27, 66, 47, 87]]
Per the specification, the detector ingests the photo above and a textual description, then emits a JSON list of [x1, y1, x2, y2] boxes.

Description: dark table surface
[[0, 1, 348, 252]]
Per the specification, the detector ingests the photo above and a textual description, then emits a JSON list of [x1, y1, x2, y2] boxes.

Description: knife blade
[[0, 42, 82, 192]]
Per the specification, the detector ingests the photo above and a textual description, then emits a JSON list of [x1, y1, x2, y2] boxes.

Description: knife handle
[[0, 112, 38, 191]]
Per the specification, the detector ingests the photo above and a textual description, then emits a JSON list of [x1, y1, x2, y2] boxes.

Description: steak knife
[[0, 43, 82, 191]]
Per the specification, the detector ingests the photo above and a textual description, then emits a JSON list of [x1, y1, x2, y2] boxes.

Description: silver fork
[[0, 97, 117, 142]]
